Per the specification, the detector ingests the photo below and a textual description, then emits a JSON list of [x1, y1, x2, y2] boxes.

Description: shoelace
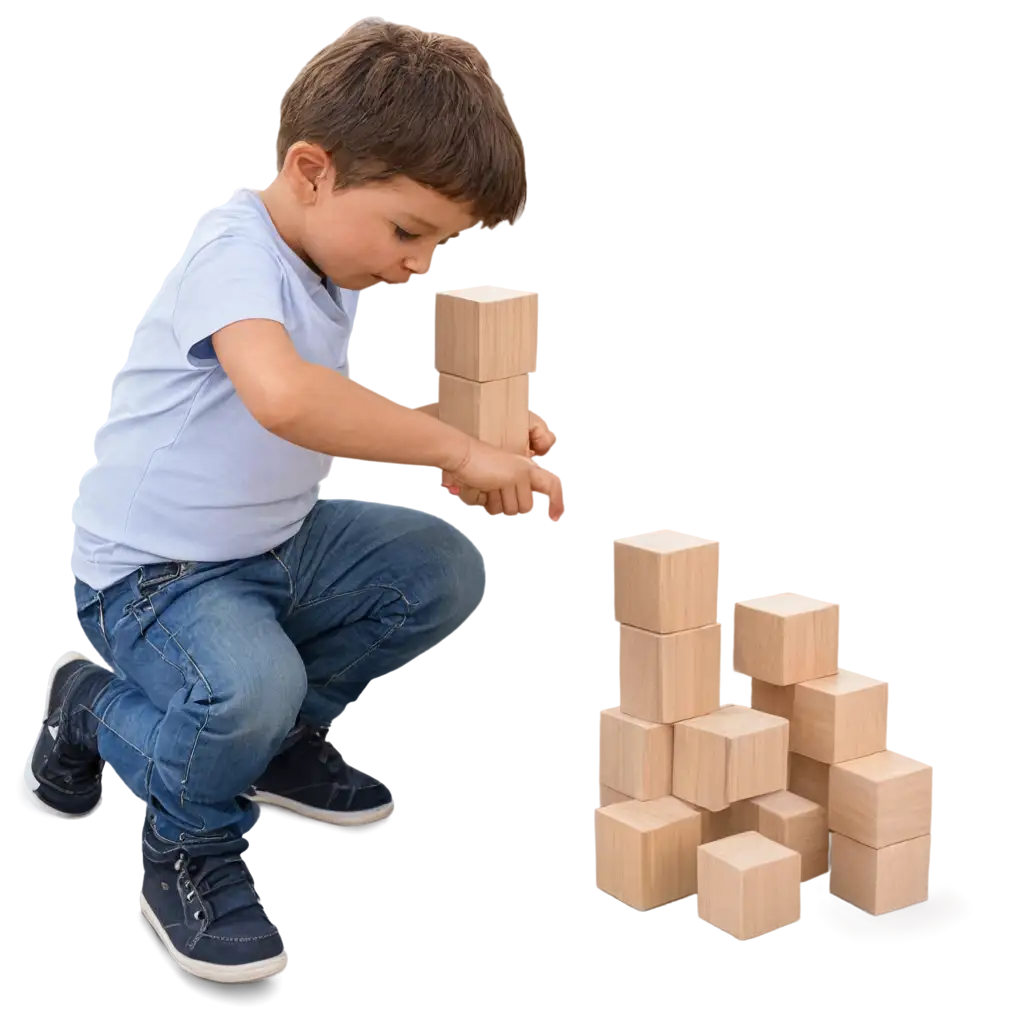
[[48, 727, 102, 786], [173, 852, 262, 926], [313, 724, 378, 786]]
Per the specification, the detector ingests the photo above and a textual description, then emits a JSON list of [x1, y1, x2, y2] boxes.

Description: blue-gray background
[[4, 4, 1019, 1019]]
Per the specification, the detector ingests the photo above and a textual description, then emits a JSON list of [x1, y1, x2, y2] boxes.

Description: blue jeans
[[72, 499, 485, 851]]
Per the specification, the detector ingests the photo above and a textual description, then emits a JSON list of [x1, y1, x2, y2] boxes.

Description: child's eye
[[394, 225, 419, 241]]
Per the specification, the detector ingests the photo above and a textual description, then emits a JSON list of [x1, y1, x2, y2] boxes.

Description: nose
[[403, 248, 434, 277]]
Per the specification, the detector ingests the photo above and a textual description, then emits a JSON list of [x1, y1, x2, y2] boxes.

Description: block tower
[[435, 286, 538, 457], [595, 532, 934, 937]]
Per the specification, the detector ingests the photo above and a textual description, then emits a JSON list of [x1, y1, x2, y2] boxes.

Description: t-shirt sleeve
[[171, 236, 287, 368]]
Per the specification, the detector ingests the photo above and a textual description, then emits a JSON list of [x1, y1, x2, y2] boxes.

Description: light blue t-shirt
[[71, 188, 359, 591]]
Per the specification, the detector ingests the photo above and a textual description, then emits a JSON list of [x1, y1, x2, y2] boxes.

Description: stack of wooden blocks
[[595, 530, 933, 938], [435, 285, 538, 457]]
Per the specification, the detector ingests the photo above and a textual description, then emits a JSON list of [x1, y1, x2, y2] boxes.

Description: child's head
[[263, 17, 526, 290]]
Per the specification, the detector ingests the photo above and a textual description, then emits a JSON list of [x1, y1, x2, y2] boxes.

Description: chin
[[362, 274, 397, 290]]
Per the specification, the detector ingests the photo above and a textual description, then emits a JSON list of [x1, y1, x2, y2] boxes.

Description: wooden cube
[[788, 751, 830, 808], [679, 800, 735, 844], [790, 670, 888, 764], [744, 790, 829, 881], [589, 770, 626, 831], [435, 286, 538, 382], [829, 751, 932, 848], [673, 705, 788, 812], [619, 622, 721, 724], [614, 531, 718, 634], [595, 796, 702, 910], [830, 833, 930, 914], [697, 832, 801, 939], [593, 704, 606, 806], [734, 594, 839, 685], [751, 678, 794, 721], [438, 372, 530, 454], [599, 707, 672, 801], [598, 782, 626, 806]]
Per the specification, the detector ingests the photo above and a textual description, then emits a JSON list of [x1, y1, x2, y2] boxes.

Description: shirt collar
[[240, 188, 326, 296]]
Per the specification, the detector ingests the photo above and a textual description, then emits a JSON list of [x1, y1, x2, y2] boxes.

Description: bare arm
[[212, 319, 469, 471]]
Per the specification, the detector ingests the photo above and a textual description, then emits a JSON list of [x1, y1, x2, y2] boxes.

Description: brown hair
[[277, 18, 527, 229]]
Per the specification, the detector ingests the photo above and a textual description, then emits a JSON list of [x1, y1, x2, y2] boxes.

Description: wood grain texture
[[788, 751, 831, 809], [830, 833, 930, 914], [733, 594, 839, 685], [437, 372, 530, 454], [790, 669, 888, 764], [599, 707, 673, 801]]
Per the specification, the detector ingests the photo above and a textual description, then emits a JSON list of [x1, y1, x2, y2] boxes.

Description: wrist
[[437, 431, 473, 475]]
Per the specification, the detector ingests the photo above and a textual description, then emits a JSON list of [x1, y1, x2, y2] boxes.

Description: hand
[[441, 437, 563, 520], [526, 410, 557, 457], [444, 411, 560, 515]]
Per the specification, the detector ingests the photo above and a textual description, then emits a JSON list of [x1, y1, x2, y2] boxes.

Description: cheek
[[329, 224, 386, 266]]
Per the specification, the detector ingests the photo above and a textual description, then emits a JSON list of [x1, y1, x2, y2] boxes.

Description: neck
[[257, 178, 324, 278]]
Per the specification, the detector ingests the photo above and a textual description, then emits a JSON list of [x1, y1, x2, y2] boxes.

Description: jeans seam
[[77, 587, 119, 665], [291, 582, 415, 615], [132, 596, 213, 829], [91, 710, 150, 759], [269, 548, 296, 617], [317, 585, 412, 685]]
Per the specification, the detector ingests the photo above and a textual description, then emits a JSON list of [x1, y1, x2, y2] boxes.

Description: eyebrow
[[403, 213, 440, 232]]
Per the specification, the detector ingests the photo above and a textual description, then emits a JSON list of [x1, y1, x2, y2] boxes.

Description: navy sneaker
[[25, 652, 106, 816], [141, 824, 287, 983], [249, 724, 393, 825]]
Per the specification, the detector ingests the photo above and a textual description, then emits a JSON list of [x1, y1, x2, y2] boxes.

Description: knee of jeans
[[421, 520, 486, 622], [195, 656, 306, 748]]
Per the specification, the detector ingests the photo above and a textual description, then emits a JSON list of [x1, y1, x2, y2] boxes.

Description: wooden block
[[734, 594, 839, 685], [696, 802, 737, 843], [697, 832, 801, 939], [599, 707, 673, 801], [435, 286, 538, 382], [614, 531, 718, 634], [829, 751, 932, 848], [598, 782, 626, 806], [790, 670, 888, 764], [619, 623, 721, 724], [803, 844, 831, 879], [830, 833, 930, 914], [747, 790, 829, 881], [595, 796, 702, 910], [788, 751, 830, 808], [593, 704, 606, 806], [751, 678, 794, 721], [673, 705, 788, 812], [679, 800, 735, 844], [438, 372, 530, 454]]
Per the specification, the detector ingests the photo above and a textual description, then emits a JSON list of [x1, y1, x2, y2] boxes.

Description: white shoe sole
[[250, 789, 394, 826], [140, 894, 287, 983], [13, 647, 103, 823]]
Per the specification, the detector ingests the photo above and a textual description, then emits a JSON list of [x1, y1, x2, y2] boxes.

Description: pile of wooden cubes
[[595, 530, 933, 938]]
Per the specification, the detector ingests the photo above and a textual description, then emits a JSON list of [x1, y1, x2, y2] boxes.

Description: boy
[[26, 18, 563, 984]]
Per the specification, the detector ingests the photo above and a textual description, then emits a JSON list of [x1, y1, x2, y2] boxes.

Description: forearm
[[269, 364, 469, 471]]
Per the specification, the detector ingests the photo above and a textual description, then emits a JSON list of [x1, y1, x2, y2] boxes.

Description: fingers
[[441, 469, 459, 495], [453, 485, 488, 507], [517, 475, 533, 514], [499, 486, 515, 515], [529, 464, 564, 521], [444, 448, 560, 521], [529, 427, 557, 456]]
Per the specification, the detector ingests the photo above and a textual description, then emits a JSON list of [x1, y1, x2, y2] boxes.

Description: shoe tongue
[[196, 856, 261, 922]]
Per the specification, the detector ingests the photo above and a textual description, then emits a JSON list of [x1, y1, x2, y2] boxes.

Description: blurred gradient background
[[6, 4, 1024, 1019]]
